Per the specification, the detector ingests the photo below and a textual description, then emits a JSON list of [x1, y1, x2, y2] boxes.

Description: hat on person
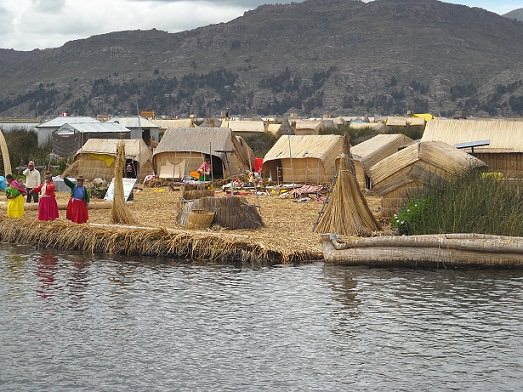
[[28, 161, 35, 167], [45, 171, 52, 179], [76, 175, 84, 181]]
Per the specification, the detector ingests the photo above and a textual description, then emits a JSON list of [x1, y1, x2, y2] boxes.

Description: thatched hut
[[421, 119, 523, 178], [64, 139, 153, 181], [369, 141, 487, 216], [152, 127, 255, 179], [292, 120, 324, 135], [262, 135, 348, 184], [351, 134, 413, 189], [385, 116, 426, 133]]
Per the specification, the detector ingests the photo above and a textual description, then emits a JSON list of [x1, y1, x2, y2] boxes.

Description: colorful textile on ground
[[66, 198, 89, 223]]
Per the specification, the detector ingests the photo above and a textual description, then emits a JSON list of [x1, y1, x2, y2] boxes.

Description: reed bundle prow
[[0, 129, 12, 175]]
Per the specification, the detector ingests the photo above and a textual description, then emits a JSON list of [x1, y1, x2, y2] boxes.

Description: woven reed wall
[[475, 153, 523, 179]]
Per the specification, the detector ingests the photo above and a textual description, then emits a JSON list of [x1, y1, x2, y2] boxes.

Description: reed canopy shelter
[[421, 119, 523, 178], [262, 134, 348, 184], [52, 122, 131, 157], [351, 134, 413, 189], [64, 139, 153, 181], [152, 127, 255, 179], [369, 141, 487, 216]]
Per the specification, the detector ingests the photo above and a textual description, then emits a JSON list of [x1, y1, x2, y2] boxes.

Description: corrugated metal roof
[[221, 120, 265, 133], [75, 138, 152, 163], [37, 116, 99, 128], [153, 127, 235, 161], [56, 122, 130, 134], [108, 116, 160, 129], [421, 119, 523, 153], [264, 135, 345, 162]]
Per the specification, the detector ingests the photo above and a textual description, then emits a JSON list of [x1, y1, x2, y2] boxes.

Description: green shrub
[[393, 173, 523, 236]]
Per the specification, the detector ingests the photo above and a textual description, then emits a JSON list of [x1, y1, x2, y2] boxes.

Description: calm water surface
[[1, 244, 522, 391]]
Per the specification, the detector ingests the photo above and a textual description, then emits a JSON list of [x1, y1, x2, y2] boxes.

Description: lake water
[[1, 244, 522, 391]]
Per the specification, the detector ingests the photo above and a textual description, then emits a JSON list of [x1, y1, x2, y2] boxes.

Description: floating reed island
[[0, 188, 328, 264]]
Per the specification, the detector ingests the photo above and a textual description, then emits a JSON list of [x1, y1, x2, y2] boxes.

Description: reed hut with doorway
[[351, 134, 413, 189], [64, 138, 153, 181], [369, 141, 487, 216], [262, 135, 348, 184], [52, 122, 131, 157], [421, 119, 523, 178], [152, 127, 255, 180]]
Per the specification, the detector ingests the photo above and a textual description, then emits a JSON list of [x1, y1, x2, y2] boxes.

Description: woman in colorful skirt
[[31, 172, 59, 221], [64, 175, 90, 224], [5, 174, 25, 218]]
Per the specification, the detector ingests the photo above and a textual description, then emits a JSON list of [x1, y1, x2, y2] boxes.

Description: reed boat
[[321, 233, 523, 268]]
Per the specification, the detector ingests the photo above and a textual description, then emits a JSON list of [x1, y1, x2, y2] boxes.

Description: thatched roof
[[421, 119, 523, 153], [151, 118, 195, 129], [348, 122, 387, 132], [351, 134, 413, 171], [386, 116, 426, 127], [154, 127, 248, 162], [264, 135, 345, 162], [75, 138, 152, 164], [370, 141, 487, 195], [221, 120, 265, 134], [293, 120, 323, 131]]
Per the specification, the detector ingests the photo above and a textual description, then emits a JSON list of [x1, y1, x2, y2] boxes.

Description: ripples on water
[[0, 244, 522, 391]]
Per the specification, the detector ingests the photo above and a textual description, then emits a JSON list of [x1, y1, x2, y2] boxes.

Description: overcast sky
[[1, 0, 521, 51]]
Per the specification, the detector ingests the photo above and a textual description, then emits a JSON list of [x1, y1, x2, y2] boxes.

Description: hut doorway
[[125, 159, 138, 178], [142, 129, 151, 145], [211, 155, 224, 178]]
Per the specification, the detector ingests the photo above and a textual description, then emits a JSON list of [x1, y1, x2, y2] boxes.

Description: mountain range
[[504, 8, 523, 21], [1, 0, 523, 118]]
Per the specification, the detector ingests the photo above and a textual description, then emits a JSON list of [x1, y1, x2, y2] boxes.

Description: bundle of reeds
[[177, 196, 263, 230], [182, 188, 215, 200], [111, 141, 138, 225], [314, 154, 381, 236], [0, 129, 12, 175]]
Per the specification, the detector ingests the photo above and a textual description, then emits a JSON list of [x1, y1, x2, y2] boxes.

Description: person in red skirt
[[31, 172, 59, 221], [63, 175, 90, 223]]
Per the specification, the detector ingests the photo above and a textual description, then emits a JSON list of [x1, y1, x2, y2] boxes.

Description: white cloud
[[1, 0, 520, 51]]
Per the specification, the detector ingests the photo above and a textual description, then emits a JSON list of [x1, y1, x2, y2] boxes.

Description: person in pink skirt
[[31, 172, 59, 221]]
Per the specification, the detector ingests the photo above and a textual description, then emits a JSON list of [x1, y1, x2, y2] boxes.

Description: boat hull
[[321, 233, 523, 268]]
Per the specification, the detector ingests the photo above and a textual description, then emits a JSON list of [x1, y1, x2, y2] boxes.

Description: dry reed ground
[[11, 188, 384, 259]]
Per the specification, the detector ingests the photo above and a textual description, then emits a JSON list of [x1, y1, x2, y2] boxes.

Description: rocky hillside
[[504, 8, 523, 21], [1, 0, 523, 118]]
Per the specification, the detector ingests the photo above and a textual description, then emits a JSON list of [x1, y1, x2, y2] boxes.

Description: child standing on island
[[31, 172, 59, 221], [64, 175, 90, 223], [5, 174, 26, 218]]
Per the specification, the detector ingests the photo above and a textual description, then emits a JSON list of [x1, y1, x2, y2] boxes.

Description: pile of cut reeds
[[314, 154, 381, 236], [177, 196, 263, 230]]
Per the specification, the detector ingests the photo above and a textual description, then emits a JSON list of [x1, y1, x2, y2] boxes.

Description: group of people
[[5, 160, 89, 224]]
